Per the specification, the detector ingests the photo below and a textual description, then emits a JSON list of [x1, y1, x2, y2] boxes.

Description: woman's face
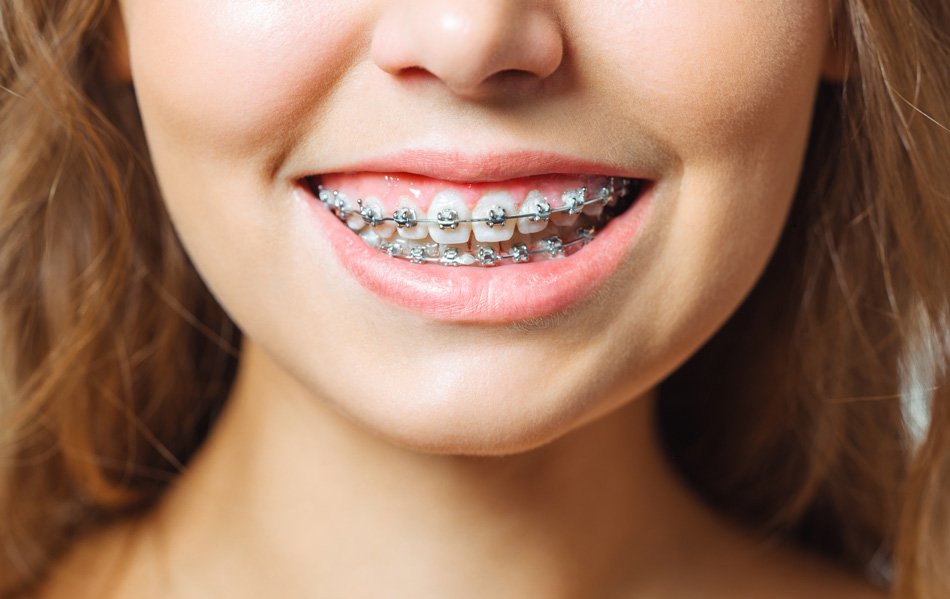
[[116, 1, 833, 453]]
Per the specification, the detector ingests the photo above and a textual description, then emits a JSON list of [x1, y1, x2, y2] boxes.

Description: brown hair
[[1, 0, 947, 597]]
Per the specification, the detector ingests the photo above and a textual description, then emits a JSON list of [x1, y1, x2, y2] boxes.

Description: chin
[[323, 367, 605, 457]]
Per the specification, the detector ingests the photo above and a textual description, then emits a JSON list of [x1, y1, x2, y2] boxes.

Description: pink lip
[[292, 150, 656, 323], [302, 149, 652, 183], [295, 186, 654, 325]]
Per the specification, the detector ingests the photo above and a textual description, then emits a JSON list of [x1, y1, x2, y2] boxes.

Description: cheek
[[590, 3, 830, 358], [124, 0, 356, 158], [595, 1, 829, 152], [620, 1, 829, 259]]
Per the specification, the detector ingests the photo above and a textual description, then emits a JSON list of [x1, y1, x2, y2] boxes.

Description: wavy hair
[[1, 0, 948, 597]]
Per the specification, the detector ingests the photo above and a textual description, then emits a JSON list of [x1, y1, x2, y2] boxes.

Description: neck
[[138, 339, 739, 597]]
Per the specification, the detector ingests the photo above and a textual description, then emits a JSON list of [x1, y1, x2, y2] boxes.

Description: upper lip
[[295, 149, 655, 183]]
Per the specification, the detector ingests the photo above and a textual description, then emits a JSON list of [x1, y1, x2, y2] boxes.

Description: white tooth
[[472, 192, 516, 242], [582, 198, 605, 216], [517, 190, 550, 234], [473, 242, 503, 266], [582, 187, 609, 216], [334, 192, 366, 230], [359, 228, 381, 248], [551, 189, 581, 226], [427, 190, 471, 244], [393, 195, 428, 240], [551, 200, 577, 227], [551, 212, 578, 226], [361, 195, 395, 238], [439, 244, 476, 266]]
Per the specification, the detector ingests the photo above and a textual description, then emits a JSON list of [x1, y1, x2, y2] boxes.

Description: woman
[[1, 0, 947, 597]]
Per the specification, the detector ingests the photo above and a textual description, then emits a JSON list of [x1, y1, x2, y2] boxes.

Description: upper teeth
[[393, 207, 416, 227], [316, 178, 632, 248], [472, 191, 517, 242], [428, 191, 471, 244], [518, 191, 551, 234], [392, 196, 427, 239], [564, 188, 587, 214], [307, 177, 643, 266], [322, 190, 366, 230]]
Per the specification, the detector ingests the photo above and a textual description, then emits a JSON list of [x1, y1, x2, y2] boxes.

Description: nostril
[[398, 66, 435, 81], [392, 66, 539, 98], [465, 69, 553, 98], [488, 69, 541, 85]]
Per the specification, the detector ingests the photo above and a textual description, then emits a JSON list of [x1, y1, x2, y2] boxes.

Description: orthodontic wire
[[373, 226, 596, 267], [315, 178, 632, 266], [316, 177, 631, 229]]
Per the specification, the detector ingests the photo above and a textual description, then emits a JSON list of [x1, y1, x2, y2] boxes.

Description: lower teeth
[[313, 178, 640, 267], [360, 226, 595, 266]]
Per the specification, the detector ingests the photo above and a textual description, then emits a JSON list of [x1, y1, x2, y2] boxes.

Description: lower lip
[[296, 182, 655, 324]]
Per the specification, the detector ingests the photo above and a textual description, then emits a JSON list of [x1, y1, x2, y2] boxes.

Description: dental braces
[[316, 177, 632, 230], [369, 226, 597, 267]]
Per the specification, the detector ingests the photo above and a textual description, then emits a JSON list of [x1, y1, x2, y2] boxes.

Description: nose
[[370, 1, 565, 99]]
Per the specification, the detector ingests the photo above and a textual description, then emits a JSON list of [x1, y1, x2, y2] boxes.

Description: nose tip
[[371, 2, 564, 98]]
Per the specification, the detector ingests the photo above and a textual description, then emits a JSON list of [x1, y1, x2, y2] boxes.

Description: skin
[[43, 1, 884, 597]]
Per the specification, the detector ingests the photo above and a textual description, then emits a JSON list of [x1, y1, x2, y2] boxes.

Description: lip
[[291, 150, 656, 323], [294, 149, 655, 183], [294, 188, 653, 324]]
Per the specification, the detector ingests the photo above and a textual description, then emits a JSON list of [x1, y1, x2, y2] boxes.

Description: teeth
[[473, 242, 502, 266], [472, 192, 517, 242], [358, 225, 597, 266], [551, 188, 583, 226], [517, 191, 550, 234], [393, 195, 428, 240], [576, 225, 596, 244], [332, 191, 367, 231], [387, 238, 410, 257], [439, 244, 476, 266], [583, 187, 608, 216], [320, 178, 633, 266], [407, 245, 428, 264], [360, 196, 395, 238], [541, 236, 566, 257], [508, 242, 531, 263], [359, 228, 381, 248], [427, 190, 471, 244], [551, 212, 578, 226]]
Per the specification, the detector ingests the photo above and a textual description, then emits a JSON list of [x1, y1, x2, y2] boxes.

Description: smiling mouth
[[302, 173, 648, 267]]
